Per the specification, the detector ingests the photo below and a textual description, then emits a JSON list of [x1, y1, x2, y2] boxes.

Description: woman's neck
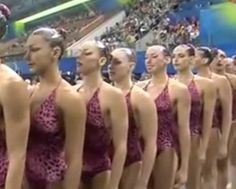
[[83, 70, 103, 90], [114, 75, 133, 92], [39, 65, 61, 86], [151, 70, 169, 85], [176, 68, 194, 84], [197, 66, 212, 78]]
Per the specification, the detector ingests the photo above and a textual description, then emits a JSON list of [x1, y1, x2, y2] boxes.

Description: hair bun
[[0, 4, 10, 39], [57, 28, 67, 40], [210, 48, 219, 58], [186, 43, 195, 49], [0, 4, 11, 20]]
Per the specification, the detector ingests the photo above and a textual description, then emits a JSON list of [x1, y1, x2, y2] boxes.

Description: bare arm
[[1, 80, 30, 189], [218, 77, 232, 146], [201, 81, 217, 153], [61, 91, 86, 189], [109, 90, 128, 189], [136, 90, 157, 187], [230, 75, 236, 123], [176, 85, 191, 172]]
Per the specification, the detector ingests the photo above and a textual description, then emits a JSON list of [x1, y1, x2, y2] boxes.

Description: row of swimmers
[[0, 27, 236, 189]]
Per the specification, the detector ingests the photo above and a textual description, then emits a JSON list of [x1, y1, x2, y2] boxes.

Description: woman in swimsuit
[[0, 4, 30, 189], [109, 48, 157, 189], [137, 45, 191, 189], [223, 57, 236, 189], [194, 47, 232, 189], [75, 40, 128, 189], [24, 27, 86, 189], [173, 45, 216, 189], [210, 51, 236, 189]]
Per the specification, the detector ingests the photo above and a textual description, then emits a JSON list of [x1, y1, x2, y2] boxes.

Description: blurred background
[[0, 0, 235, 82]]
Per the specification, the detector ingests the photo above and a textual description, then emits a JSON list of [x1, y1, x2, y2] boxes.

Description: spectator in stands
[[99, 0, 170, 49], [156, 17, 199, 50], [3, 3, 100, 56]]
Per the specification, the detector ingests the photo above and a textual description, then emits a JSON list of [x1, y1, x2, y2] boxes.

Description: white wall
[[67, 11, 126, 56]]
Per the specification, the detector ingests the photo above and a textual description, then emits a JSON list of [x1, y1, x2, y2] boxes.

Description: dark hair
[[0, 4, 10, 39], [162, 47, 171, 57], [32, 27, 67, 59], [197, 46, 213, 64], [0, 4, 10, 20], [186, 44, 195, 56], [210, 48, 220, 59], [210, 48, 227, 59]]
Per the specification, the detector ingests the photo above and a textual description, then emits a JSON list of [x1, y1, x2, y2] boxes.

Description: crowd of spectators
[[2, 5, 103, 56], [1, 0, 73, 18], [99, 0, 171, 49], [150, 16, 200, 50], [98, 0, 200, 51], [24, 9, 99, 46], [1, 0, 201, 58]]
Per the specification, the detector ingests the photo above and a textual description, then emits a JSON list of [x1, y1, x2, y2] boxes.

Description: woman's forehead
[[173, 45, 188, 54], [80, 41, 99, 51], [146, 46, 163, 55], [26, 34, 45, 47], [112, 49, 128, 59]]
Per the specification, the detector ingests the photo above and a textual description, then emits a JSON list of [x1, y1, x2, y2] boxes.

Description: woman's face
[[223, 58, 236, 74], [109, 49, 133, 82], [76, 41, 103, 75], [210, 50, 226, 72], [173, 46, 192, 72], [25, 34, 58, 74], [232, 58, 236, 74], [145, 46, 167, 74]]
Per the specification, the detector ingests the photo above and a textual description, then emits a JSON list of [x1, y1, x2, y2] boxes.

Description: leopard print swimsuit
[[26, 82, 66, 188], [0, 131, 7, 188], [80, 87, 111, 183], [144, 79, 179, 155], [187, 79, 203, 136]]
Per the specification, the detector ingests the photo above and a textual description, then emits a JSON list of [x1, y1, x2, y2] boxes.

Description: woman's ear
[[99, 57, 107, 66]]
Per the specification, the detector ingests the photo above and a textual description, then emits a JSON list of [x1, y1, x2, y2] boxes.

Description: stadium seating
[[0, 0, 232, 77]]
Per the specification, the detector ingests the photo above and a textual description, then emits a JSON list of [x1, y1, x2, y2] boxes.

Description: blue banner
[[6, 57, 77, 75], [200, 2, 236, 55], [6, 52, 179, 76]]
